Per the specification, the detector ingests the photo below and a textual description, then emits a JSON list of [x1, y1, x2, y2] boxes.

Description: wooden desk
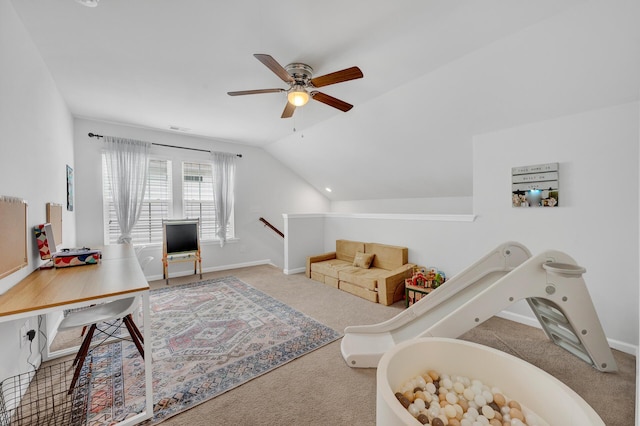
[[0, 244, 153, 425]]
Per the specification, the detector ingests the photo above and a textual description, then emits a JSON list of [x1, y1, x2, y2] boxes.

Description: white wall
[[321, 214, 480, 286], [73, 118, 330, 278], [290, 102, 639, 353], [283, 214, 325, 274], [331, 197, 473, 214], [473, 102, 638, 350], [0, 0, 75, 381]]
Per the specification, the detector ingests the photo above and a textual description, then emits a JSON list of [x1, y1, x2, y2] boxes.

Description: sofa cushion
[[337, 267, 381, 291], [353, 251, 375, 269], [310, 271, 325, 283], [324, 276, 339, 288], [365, 242, 408, 270], [339, 280, 378, 303], [311, 259, 353, 279], [336, 240, 365, 263]]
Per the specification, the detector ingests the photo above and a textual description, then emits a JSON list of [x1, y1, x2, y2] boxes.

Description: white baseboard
[[202, 259, 275, 273], [496, 311, 638, 356], [607, 337, 638, 357], [146, 273, 163, 281], [495, 310, 542, 329], [146, 259, 275, 282], [284, 267, 305, 275]]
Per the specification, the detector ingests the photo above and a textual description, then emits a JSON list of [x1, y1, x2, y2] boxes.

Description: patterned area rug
[[82, 276, 342, 424]]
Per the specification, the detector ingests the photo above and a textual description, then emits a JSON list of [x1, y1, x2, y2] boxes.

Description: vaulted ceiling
[[10, 0, 639, 201]]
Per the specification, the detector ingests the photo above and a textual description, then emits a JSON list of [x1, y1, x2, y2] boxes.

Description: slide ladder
[[526, 262, 612, 371], [341, 242, 617, 372]]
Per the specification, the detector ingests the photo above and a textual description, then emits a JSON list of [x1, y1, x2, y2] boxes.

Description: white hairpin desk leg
[[142, 290, 153, 421]]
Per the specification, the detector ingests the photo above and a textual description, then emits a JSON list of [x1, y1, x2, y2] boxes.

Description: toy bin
[[376, 337, 604, 425], [0, 359, 89, 426]]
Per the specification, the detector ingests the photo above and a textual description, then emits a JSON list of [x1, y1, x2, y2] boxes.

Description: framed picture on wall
[[66, 165, 74, 211], [511, 163, 559, 208]]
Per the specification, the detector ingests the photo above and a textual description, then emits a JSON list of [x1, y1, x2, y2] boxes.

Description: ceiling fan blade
[[281, 102, 296, 118], [227, 88, 285, 96], [310, 91, 353, 112], [254, 54, 295, 84], [310, 66, 363, 88]]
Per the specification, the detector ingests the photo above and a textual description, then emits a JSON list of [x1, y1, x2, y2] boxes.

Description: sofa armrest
[[377, 263, 415, 306], [306, 252, 337, 278]]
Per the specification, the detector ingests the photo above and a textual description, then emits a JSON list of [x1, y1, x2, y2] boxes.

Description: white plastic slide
[[341, 241, 617, 372]]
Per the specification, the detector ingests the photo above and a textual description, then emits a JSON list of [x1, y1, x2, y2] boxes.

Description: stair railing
[[259, 217, 284, 238]]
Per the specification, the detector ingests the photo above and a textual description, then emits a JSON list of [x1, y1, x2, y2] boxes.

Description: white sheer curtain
[[212, 152, 236, 247], [104, 136, 150, 244]]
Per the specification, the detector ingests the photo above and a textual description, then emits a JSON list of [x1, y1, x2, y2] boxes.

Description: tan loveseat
[[306, 240, 415, 305]]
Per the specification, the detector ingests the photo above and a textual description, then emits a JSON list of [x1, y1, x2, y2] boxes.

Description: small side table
[[405, 283, 433, 308]]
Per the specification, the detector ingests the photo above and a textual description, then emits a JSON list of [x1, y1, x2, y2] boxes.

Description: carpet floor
[[48, 264, 635, 425], [52, 275, 341, 424]]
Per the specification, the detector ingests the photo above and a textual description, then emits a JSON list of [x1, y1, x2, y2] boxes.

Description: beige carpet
[[53, 264, 636, 425]]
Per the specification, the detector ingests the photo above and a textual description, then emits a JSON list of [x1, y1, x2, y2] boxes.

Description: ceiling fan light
[[287, 87, 309, 107]]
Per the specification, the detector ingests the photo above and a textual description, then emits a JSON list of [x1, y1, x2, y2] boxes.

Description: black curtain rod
[[88, 132, 242, 158]]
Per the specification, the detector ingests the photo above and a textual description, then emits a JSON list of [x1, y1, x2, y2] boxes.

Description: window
[[103, 156, 172, 244], [102, 156, 234, 245], [182, 161, 234, 241]]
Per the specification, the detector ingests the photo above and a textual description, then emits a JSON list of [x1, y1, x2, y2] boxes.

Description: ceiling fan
[[228, 54, 363, 118]]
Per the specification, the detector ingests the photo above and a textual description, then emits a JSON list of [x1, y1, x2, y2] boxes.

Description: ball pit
[[395, 369, 542, 425], [377, 338, 604, 426]]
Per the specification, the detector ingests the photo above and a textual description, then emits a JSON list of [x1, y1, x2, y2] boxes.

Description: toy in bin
[[408, 266, 446, 289]]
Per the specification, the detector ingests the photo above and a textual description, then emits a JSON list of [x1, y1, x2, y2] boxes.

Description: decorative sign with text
[[512, 163, 559, 207]]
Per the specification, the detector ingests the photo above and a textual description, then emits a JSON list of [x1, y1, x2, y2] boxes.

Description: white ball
[[408, 403, 420, 417], [416, 376, 427, 389], [473, 394, 486, 407], [463, 388, 475, 401], [476, 415, 489, 425], [466, 406, 479, 420]]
